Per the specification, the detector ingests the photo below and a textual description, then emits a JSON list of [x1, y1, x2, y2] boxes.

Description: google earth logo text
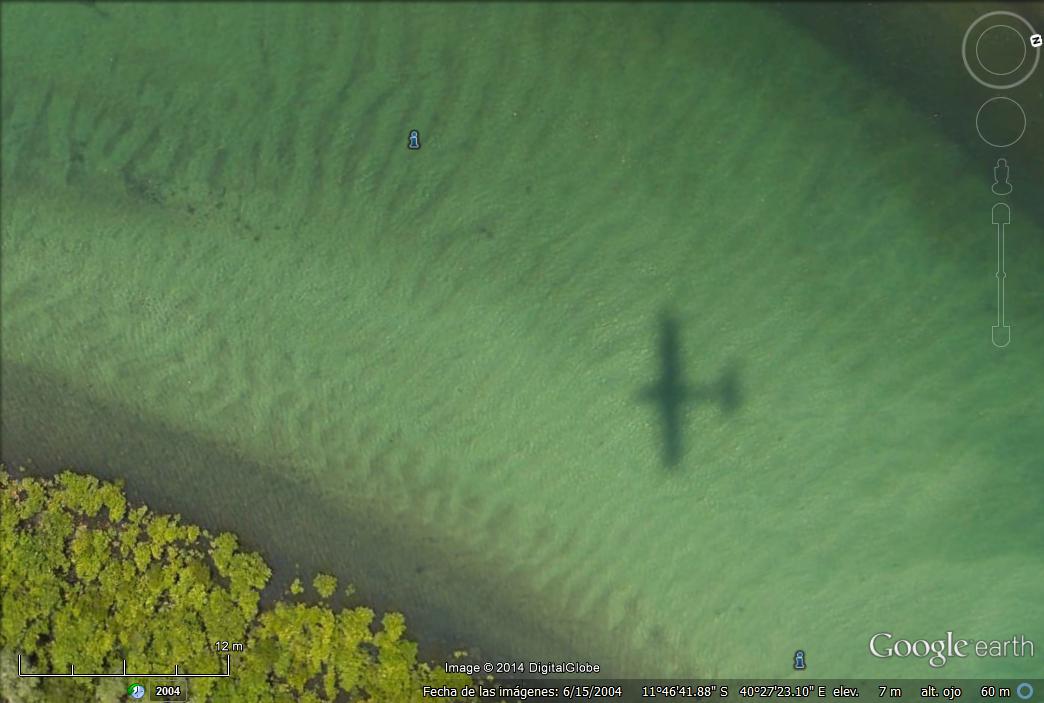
[[868, 632, 1035, 668]]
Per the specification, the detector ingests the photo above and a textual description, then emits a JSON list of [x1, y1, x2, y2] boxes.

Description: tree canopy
[[1, 468, 480, 702]]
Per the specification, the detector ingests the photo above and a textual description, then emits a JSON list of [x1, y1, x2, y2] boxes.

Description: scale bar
[[17, 654, 231, 678]]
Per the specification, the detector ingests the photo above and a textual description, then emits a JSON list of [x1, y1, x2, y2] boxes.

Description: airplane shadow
[[637, 313, 743, 468]]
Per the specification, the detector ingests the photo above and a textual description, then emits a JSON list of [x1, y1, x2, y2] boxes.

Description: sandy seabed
[[2, 1, 1042, 678]]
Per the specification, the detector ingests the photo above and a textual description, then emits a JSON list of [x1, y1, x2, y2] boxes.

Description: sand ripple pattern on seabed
[[2, 2, 1043, 678]]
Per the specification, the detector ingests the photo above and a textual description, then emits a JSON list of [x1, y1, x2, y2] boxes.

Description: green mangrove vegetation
[[0, 468, 479, 702]]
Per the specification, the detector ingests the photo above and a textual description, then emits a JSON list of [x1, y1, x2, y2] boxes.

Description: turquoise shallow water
[[2, 1, 1042, 679]]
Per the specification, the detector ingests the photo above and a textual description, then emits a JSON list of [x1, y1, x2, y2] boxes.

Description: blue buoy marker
[[408, 130, 421, 150], [793, 650, 806, 671]]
